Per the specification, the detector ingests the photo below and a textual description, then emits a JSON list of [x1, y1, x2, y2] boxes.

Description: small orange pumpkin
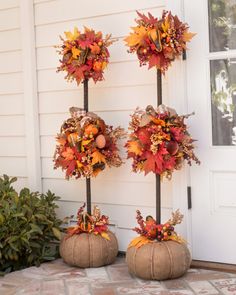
[[84, 124, 98, 136]]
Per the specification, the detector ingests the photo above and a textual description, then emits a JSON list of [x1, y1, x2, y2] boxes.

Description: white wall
[[0, 0, 187, 251], [0, 0, 28, 190]]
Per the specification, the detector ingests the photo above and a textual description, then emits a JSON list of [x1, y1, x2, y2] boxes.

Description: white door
[[185, 0, 236, 263]]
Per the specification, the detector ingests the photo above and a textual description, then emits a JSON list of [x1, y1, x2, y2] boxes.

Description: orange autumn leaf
[[90, 43, 101, 54], [57, 137, 66, 146], [126, 141, 142, 156], [91, 150, 106, 166], [93, 61, 102, 72], [124, 26, 147, 47], [62, 147, 74, 161], [150, 117, 166, 126], [128, 236, 152, 249], [183, 31, 196, 42]]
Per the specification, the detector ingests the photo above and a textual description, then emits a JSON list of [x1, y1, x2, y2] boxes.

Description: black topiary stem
[[156, 69, 162, 224], [83, 79, 91, 215]]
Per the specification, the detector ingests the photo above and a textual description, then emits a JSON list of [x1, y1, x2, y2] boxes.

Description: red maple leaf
[[163, 156, 176, 170], [74, 67, 84, 80], [85, 30, 96, 41], [154, 144, 168, 174], [170, 127, 184, 142], [137, 129, 151, 145], [66, 160, 76, 177], [143, 151, 155, 175], [148, 54, 160, 69], [136, 11, 157, 26], [72, 147, 82, 160], [78, 38, 93, 49]]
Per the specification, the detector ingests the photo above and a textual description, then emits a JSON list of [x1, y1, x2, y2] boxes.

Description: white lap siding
[[0, 0, 174, 251], [0, 0, 28, 190]]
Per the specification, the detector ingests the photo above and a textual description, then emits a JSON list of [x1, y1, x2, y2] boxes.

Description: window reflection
[[211, 59, 236, 145], [208, 0, 236, 52]]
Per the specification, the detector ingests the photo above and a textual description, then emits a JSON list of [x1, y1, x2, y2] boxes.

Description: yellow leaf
[[64, 27, 80, 41], [76, 161, 83, 168], [102, 61, 107, 70], [101, 232, 110, 240], [128, 236, 152, 249], [72, 47, 81, 58], [183, 31, 196, 42], [82, 139, 92, 146], [124, 26, 147, 47], [162, 19, 170, 32], [127, 141, 142, 156], [91, 150, 106, 166], [167, 234, 186, 244]]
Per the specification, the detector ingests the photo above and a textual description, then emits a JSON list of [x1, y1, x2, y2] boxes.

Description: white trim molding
[[166, 0, 192, 250], [20, 0, 42, 192]]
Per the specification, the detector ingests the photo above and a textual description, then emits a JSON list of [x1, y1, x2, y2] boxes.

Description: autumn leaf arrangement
[[126, 104, 200, 179], [54, 107, 125, 178], [56, 26, 114, 84], [129, 209, 185, 248], [66, 203, 110, 240], [124, 10, 195, 72]]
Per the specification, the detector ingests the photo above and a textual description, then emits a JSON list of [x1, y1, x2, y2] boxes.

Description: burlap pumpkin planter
[[126, 240, 191, 280], [60, 231, 118, 268]]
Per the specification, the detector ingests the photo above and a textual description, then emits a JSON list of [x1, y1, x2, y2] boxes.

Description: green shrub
[[0, 175, 62, 274]]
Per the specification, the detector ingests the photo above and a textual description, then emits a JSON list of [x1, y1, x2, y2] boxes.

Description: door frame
[[166, 0, 193, 252]]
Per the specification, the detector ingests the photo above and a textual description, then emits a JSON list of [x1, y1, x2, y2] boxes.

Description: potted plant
[[124, 11, 199, 280], [54, 26, 124, 267]]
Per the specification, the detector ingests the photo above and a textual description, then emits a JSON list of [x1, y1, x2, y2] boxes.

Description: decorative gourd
[[126, 240, 191, 280], [60, 231, 118, 268]]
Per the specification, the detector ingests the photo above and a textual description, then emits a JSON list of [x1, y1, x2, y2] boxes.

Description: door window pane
[[211, 59, 236, 145], [208, 0, 236, 52]]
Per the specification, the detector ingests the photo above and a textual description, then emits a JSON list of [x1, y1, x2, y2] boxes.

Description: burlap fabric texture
[[60, 231, 118, 268]]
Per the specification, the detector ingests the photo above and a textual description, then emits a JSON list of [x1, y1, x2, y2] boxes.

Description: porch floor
[[1, 257, 236, 295]]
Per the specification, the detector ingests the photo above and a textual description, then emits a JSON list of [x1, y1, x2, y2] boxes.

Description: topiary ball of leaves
[[124, 10, 195, 73], [54, 107, 125, 179], [0, 175, 62, 274], [56, 26, 115, 84], [125, 105, 200, 179]]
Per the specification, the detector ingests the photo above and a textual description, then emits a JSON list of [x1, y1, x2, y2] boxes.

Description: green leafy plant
[[0, 175, 62, 274]]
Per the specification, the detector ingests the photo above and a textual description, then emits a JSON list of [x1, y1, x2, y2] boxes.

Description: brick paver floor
[[0, 257, 236, 295]]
